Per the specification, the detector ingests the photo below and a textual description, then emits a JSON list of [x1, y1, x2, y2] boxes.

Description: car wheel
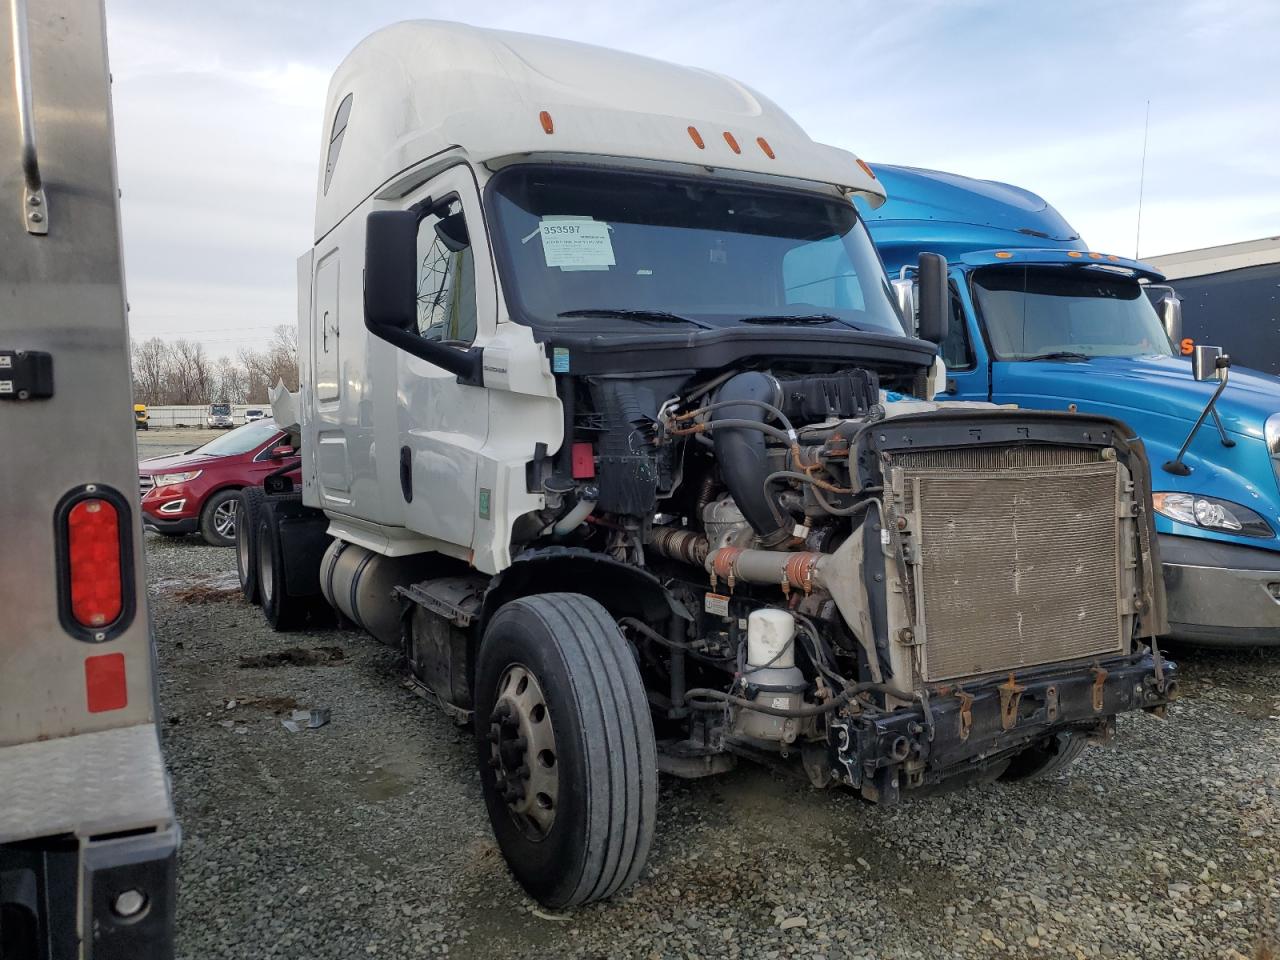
[[199, 489, 240, 547], [1000, 731, 1089, 782], [257, 503, 307, 631], [236, 487, 267, 603], [476, 593, 657, 908]]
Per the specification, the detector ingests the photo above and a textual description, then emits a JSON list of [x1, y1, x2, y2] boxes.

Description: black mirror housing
[[362, 210, 484, 385], [915, 252, 949, 345], [364, 210, 420, 331]]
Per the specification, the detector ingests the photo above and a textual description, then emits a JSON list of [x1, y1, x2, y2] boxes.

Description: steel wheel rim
[[488, 664, 559, 841], [213, 499, 238, 538]]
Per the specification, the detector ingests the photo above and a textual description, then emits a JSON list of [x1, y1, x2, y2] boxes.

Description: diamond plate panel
[[0, 724, 173, 843]]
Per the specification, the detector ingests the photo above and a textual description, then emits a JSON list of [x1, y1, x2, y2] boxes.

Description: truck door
[[937, 277, 991, 401], [396, 166, 493, 549]]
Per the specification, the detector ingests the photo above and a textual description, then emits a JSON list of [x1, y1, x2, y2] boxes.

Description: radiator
[[898, 456, 1127, 682]]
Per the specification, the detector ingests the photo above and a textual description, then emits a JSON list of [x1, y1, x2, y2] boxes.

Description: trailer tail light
[[68, 499, 123, 627], [56, 485, 135, 642]]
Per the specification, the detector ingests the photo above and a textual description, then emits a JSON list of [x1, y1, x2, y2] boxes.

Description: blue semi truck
[[858, 164, 1280, 645]]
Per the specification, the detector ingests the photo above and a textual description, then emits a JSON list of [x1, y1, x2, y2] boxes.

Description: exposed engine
[[521, 364, 1174, 801]]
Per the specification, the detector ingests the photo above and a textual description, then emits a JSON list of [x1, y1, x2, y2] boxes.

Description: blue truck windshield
[[974, 266, 1173, 360], [489, 165, 904, 336]]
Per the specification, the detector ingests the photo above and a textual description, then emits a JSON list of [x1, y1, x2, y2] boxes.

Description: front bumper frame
[[829, 651, 1176, 804], [1159, 534, 1280, 645]]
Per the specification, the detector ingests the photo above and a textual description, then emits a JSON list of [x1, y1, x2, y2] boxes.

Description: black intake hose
[[711, 371, 791, 546]]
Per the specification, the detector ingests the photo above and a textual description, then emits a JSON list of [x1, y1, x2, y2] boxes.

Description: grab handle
[[10, 0, 48, 234]]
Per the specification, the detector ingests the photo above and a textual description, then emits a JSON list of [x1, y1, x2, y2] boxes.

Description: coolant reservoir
[[747, 608, 797, 668], [736, 609, 805, 744]]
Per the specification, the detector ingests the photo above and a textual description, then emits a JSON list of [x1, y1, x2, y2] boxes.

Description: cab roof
[[856, 163, 1084, 272], [314, 21, 883, 240]]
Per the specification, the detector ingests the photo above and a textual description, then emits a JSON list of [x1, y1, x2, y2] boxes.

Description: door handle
[[10, 0, 48, 234]]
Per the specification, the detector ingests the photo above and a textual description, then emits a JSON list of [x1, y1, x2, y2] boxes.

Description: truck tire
[[256, 503, 308, 631], [199, 488, 240, 547], [1000, 731, 1089, 782], [236, 487, 267, 603], [475, 593, 657, 908]]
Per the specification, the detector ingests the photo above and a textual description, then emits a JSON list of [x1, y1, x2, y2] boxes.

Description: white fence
[[142, 404, 268, 428]]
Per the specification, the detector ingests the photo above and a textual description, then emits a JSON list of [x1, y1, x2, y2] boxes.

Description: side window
[[939, 288, 974, 370], [782, 236, 865, 310], [323, 93, 353, 194], [416, 199, 477, 344]]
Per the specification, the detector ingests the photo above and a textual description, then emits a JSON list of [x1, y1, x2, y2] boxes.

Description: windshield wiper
[[557, 308, 714, 330], [1020, 351, 1092, 362], [740, 313, 846, 326]]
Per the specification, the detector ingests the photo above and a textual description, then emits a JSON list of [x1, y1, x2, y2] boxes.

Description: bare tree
[[265, 324, 299, 392], [131, 337, 171, 404], [167, 339, 211, 404], [212, 355, 247, 403], [131, 326, 297, 405]]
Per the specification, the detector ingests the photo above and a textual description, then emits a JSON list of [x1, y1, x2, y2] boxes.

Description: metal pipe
[[668, 617, 687, 717], [10, 0, 48, 234]]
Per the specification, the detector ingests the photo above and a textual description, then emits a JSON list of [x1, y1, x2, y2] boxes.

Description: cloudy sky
[[106, 0, 1280, 357]]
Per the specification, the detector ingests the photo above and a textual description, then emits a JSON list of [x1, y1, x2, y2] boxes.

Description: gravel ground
[[149, 535, 1280, 960]]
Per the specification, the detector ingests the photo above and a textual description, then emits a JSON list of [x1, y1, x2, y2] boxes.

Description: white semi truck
[[1, 0, 178, 956], [239, 21, 1177, 908]]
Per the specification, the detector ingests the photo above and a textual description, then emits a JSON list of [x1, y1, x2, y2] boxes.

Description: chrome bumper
[[1160, 534, 1280, 645]]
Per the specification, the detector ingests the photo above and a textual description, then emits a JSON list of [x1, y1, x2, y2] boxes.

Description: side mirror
[[915, 252, 949, 345], [363, 210, 483, 384], [270, 445, 295, 459], [1147, 284, 1182, 345], [1192, 344, 1229, 382], [890, 278, 916, 330]]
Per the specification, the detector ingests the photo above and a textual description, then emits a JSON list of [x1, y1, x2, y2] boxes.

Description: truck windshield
[[974, 266, 1173, 360], [210, 403, 231, 415], [488, 165, 903, 335]]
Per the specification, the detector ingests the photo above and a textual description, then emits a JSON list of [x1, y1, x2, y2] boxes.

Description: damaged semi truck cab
[[252, 21, 1175, 908], [860, 164, 1280, 645]]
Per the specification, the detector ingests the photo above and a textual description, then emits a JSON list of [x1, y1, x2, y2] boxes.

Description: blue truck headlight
[[1152, 492, 1274, 538], [1267, 413, 1279, 487]]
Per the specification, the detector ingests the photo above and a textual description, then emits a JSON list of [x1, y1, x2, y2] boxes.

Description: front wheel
[[199, 489, 240, 547], [476, 594, 657, 909], [1000, 730, 1089, 782]]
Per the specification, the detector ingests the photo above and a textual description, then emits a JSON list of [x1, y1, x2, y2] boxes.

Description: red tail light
[[56, 484, 134, 642], [67, 498, 123, 627]]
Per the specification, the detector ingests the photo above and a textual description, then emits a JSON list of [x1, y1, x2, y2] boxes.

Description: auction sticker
[[539, 219, 615, 270]]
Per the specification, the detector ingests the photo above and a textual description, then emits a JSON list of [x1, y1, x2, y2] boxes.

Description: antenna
[[1135, 99, 1150, 259]]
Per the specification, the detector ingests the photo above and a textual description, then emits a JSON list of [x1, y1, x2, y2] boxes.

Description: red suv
[[139, 419, 300, 546]]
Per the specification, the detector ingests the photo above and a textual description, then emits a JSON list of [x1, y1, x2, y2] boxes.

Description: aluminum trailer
[[0, 1, 178, 957]]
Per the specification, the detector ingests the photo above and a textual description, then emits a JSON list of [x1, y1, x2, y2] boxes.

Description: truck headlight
[[1267, 413, 1279, 485], [152, 470, 201, 487], [1152, 492, 1274, 538]]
